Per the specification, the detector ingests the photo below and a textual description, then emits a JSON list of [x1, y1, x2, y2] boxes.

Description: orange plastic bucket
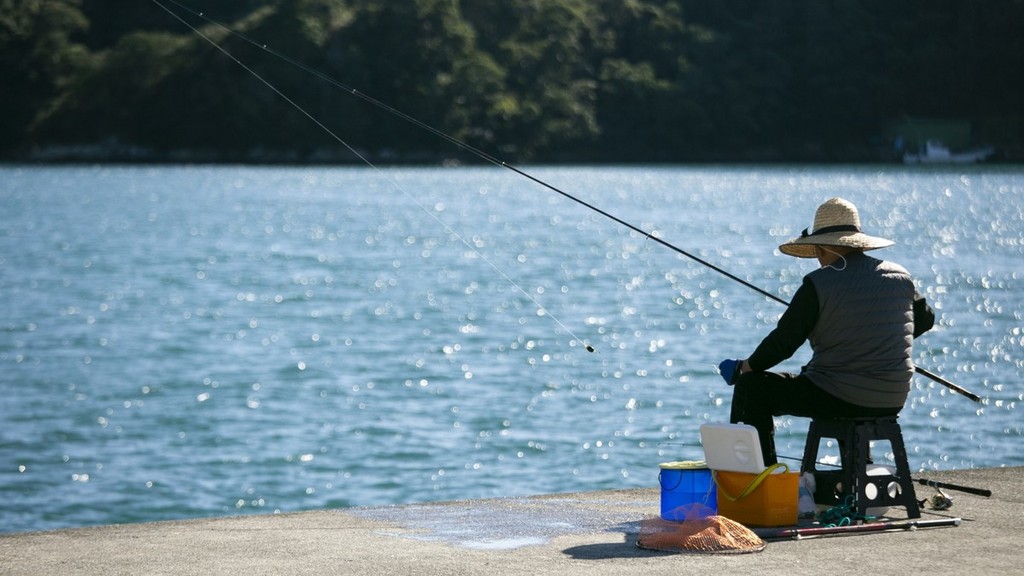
[[713, 463, 798, 527]]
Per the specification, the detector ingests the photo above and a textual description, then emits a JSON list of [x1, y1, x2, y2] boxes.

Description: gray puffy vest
[[803, 253, 915, 408]]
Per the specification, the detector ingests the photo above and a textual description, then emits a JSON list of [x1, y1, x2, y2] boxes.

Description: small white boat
[[903, 139, 995, 164]]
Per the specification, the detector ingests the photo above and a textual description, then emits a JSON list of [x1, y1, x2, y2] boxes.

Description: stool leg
[[888, 422, 921, 519], [839, 423, 858, 506], [801, 421, 820, 476], [803, 420, 848, 505], [852, 422, 873, 519], [851, 420, 921, 519]]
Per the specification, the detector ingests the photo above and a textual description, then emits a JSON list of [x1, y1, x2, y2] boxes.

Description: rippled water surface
[[1, 164, 1021, 533]]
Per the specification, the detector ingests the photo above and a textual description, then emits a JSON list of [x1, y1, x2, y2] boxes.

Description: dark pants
[[729, 371, 901, 466]]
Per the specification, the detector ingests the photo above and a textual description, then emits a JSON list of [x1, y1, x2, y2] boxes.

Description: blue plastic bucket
[[659, 461, 717, 520]]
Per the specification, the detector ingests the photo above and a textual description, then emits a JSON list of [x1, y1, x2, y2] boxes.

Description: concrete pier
[[1, 467, 1021, 575]]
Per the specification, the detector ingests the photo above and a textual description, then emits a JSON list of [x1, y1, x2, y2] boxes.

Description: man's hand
[[718, 359, 742, 385]]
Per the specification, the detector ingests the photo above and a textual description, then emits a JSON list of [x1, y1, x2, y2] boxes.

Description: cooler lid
[[699, 423, 767, 474]]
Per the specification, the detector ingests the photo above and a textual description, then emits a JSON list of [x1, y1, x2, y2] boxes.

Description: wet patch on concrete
[[351, 496, 656, 549]]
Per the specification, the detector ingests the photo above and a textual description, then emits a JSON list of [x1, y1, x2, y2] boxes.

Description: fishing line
[[153, 0, 778, 305], [152, 1, 981, 399], [150, 0, 594, 353]]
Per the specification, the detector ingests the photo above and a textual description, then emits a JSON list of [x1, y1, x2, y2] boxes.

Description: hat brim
[[779, 232, 894, 258]]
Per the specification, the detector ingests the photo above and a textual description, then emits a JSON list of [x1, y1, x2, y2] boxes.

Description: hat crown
[[811, 197, 861, 233]]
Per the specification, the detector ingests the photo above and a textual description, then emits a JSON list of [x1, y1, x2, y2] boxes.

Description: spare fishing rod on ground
[[916, 478, 992, 498], [755, 517, 961, 541], [153, 0, 981, 403]]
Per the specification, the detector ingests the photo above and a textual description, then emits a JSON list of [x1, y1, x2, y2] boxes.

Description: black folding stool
[[801, 417, 921, 519]]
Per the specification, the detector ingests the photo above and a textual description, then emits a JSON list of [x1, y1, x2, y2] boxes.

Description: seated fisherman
[[718, 197, 935, 465]]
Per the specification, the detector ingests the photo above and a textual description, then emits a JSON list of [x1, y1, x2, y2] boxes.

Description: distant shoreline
[[5, 145, 1022, 166]]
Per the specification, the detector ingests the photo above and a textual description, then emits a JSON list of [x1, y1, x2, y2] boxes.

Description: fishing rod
[[917, 478, 992, 498], [756, 517, 960, 541], [911, 365, 980, 402], [154, 1, 980, 402], [149, 0, 596, 352], [149, 2, 774, 303]]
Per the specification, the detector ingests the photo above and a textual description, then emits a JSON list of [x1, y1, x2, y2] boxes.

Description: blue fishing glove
[[718, 359, 741, 385]]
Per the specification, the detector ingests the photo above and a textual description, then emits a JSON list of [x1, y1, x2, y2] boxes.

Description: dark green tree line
[[2, 0, 1022, 162]]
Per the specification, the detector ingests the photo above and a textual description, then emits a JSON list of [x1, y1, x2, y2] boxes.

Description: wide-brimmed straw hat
[[778, 197, 894, 258]]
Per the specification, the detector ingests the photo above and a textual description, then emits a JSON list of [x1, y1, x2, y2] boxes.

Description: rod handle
[[917, 478, 992, 498], [913, 365, 982, 403]]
